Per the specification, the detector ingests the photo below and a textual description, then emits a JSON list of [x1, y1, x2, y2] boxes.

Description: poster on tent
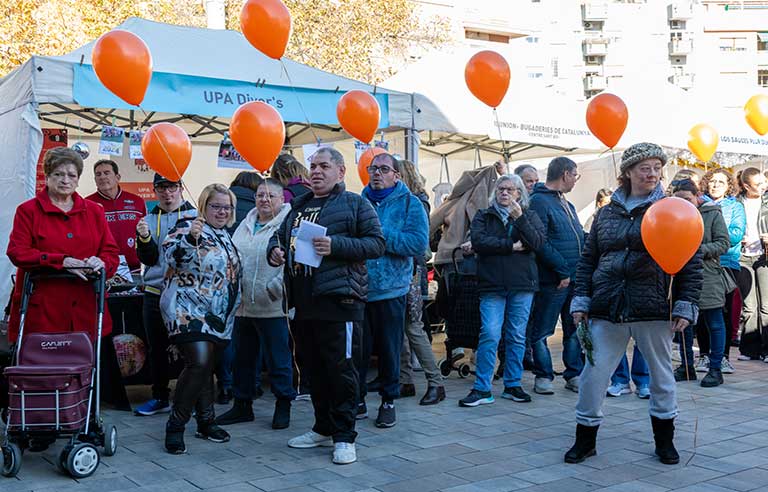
[[106, 153, 156, 208], [217, 133, 251, 170], [302, 142, 336, 168], [128, 130, 143, 160], [36, 129, 68, 193], [353, 140, 389, 164], [99, 126, 125, 156]]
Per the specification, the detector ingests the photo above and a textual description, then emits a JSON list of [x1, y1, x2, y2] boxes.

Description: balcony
[[583, 38, 609, 56], [669, 38, 693, 55], [669, 1, 694, 20], [671, 73, 694, 89], [582, 3, 608, 21], [584, 74, 607, 91]]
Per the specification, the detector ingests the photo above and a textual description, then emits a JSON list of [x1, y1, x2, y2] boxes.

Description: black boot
[[651, 416, 679, 465], [564, 424, 598, 464], [216, 386, 233, 405], [215, 399, 254, 426], [700, 367, 723, 387], [165, 421, 186, 455], [196, 421, 231, 443], [673, 365, 697, 382], [272, 399, 291, 430]]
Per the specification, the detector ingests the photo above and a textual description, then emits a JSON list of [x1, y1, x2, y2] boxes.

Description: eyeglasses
[[255, 193, 281, 200], [497, 186, 517, 195], [568, 171, 581, 181], [50, 172, 78, 180], [208, 204, 234, 213], [367, 165, 395, 175], [155, 184, 180, 192]]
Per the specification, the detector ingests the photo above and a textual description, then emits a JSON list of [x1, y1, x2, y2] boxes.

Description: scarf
[[367, 185, 396, 204]]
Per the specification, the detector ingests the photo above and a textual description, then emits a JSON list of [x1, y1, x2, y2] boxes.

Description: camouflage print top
[[160, 219, 242, 344]]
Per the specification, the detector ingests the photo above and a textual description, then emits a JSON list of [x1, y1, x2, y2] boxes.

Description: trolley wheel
[[458, 363, 471, 379], [103, 424, 118, 457], [1, 443, 22, 478], [57, 445, 72, 475], [65, 443, 100, 479], [438, 358, 452, 377]]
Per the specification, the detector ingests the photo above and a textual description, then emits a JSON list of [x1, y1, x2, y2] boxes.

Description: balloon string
[[493, 108, 509, 174], [610, 149, 618, 181], [280, 59, 321, 145], [669, 273, 698, 467]]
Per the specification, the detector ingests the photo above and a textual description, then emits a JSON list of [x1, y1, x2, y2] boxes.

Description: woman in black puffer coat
[[565, 143, 703, 466]]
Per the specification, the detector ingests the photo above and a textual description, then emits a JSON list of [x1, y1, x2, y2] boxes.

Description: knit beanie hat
[[620, 143, 667, 174]]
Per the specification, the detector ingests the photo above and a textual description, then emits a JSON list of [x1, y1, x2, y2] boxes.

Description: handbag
[[721, 267, 738, 294]]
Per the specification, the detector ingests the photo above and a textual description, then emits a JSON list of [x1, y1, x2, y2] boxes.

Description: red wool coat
[[6, 188, 119, 343]]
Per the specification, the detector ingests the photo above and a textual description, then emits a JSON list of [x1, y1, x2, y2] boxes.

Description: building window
[[669, 20, 685, 30], [719, 37, 748, 52], [465, 30, 511, 44], [526, 36, 540, 43], [758, 33, 768, 51], [551, 57, 559, 77], [760, 70, 768, 87], [528, 72, 543, 79]]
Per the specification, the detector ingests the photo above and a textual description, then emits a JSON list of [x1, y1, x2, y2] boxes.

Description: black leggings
[[168, 341, 221, 429]]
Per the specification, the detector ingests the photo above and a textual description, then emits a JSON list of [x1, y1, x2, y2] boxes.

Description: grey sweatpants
[[576, 318, 678, 427]]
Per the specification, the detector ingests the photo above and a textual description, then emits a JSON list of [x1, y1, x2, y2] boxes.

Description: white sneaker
[[635, 385, 651, 399], [672, 348, 682, 362], [533, 377, 554, 395], [288, 431, 333, 449], [694, 355, 710, 373], [721, 358, 735, 374], [606, 382, 631, 397], [333, 442, 357, 465]]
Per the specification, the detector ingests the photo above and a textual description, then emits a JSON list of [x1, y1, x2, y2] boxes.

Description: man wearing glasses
[[358, 153, 428, 429], [133, 173, 197, 416], [528, 157, 585, 396]]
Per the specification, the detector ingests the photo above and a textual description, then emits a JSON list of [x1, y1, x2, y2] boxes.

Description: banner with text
[[73, 65, 390, 127]]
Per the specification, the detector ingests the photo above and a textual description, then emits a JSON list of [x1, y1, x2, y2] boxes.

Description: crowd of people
[[8, 140, 768, 467]]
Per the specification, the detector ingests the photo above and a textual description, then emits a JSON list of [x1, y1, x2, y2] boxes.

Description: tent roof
[[0, 17, 458, 143], [61, 17, 398, 94]]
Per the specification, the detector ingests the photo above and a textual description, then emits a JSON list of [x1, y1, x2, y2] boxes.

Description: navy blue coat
[[528, 183, 585, 286]]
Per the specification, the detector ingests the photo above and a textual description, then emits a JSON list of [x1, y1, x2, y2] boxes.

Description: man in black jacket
[[268, 148, 385, 465]]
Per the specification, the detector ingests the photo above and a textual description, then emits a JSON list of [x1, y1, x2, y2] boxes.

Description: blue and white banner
[[73, 65, 390, 128]]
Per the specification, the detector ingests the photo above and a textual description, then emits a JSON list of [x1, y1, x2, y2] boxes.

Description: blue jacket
[[706, 195, 746, 270], [529, 182, 584, 285], [362, 181, 429, 302]]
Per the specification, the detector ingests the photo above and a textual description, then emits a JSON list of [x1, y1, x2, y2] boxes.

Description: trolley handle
[[24, 268, 107, 314]]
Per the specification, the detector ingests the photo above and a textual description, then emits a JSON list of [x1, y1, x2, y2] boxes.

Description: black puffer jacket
[[571, 185, 703, 323], [228, 185, 256, 235], [268, 183, 385, 303], [470, 206, 546, 294]]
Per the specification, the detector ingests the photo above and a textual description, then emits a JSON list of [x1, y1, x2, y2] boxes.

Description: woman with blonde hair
[[161, 183, 242, 454]]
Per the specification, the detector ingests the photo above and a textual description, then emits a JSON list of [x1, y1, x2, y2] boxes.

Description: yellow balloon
[[687, 123, 719, 162], [745, 94, 768, 136]]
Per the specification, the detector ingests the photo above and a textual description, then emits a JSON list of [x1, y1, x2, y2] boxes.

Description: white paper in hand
[[295, 221, 327, 268]]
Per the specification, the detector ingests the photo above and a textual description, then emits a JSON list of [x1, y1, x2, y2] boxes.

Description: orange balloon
[[141, 123, 192, 181], [641, 197, 703, 275], [230, 102, 285, 173], [687, 123, 719, 162], [585, 93, 628, 148], [240, 0, 291, 59], [745, 94, 768, 136], [92, 30, 152, 106], [337, 91, 380, 143], [357, 147, 387, 186], [464, 51, 510, 108]]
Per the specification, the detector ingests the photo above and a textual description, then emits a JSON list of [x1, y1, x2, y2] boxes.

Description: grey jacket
[[136, 201, 197, 295]]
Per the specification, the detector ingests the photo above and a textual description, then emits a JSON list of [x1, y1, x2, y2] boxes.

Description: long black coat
[[470, 206, 546, 294], [572, 185, 703, 323]]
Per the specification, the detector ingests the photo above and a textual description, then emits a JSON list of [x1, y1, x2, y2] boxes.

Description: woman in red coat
[[6, 147, 119, 344]]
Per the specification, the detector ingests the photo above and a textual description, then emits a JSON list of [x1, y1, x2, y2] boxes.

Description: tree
[[0, 0, 450, 84], [227, 0, 451, 84], [0, 0, 204, 76]]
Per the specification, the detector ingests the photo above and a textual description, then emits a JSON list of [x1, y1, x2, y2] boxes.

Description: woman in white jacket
[[215, 178, 296, 429]]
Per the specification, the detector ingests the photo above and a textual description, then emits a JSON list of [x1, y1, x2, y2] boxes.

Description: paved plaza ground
[[5, 335, 768, 492]]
